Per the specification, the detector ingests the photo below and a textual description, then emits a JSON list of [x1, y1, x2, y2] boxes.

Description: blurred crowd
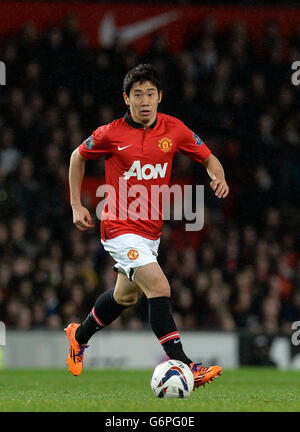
[[0, 14, 299, 335]]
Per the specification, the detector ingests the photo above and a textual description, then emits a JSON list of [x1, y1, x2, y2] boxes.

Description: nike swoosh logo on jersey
[[99, 11, 180, 47], [174, 339, 181, 344], [118, 145, 132, 151]]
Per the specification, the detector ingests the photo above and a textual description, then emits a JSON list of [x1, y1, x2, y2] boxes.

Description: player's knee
[[115, 292, 139, 307], [135, 264, 171, 298], [149, 277, 170, 298]]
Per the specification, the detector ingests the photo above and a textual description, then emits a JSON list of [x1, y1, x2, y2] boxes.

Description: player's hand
[[210, 178, 229, 198], [72, 205, 95, 231]]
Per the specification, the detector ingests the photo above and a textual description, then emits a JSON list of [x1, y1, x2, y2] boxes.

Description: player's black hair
[[123, 64, 162, 96]]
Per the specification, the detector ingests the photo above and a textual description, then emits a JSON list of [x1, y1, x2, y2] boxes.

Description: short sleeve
[[78, 124, 113, 160], [176, 123, 211, 163]]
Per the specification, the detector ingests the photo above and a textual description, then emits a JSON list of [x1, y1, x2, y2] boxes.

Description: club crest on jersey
[[158, 137, 173, 153], [127, 249, 139, 260], [85, 135, 95, 150], [193, 133, 203, 146]]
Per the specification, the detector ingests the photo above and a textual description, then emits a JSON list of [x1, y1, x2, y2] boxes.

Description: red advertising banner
[[0, 2, 299, 53]]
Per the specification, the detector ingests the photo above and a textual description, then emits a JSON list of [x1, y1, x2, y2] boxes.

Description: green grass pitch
[[0, 368, 299, 412]]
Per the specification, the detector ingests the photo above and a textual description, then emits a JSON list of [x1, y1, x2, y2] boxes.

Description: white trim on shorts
[[101, 233, 160, 281]]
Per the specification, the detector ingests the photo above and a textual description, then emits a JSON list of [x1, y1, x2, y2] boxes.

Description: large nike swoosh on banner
[[99, 11, 180, 48]]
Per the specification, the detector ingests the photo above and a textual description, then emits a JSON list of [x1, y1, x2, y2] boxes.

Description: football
[[151, 359, 194, 398]]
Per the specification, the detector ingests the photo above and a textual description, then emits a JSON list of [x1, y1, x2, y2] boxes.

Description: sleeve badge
[[193, 133, 203, 146], [85, 135, 95, 150]]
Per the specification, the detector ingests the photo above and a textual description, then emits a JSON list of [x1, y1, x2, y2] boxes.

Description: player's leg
[[134, 262, 222, 388], [65, 272, 141, 375], [75, 271, 141, 344], [114, 271, 143, 306], [134, 262, 193, 364]]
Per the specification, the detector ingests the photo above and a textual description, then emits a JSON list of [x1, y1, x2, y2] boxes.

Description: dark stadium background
[[0, 0, 299, 367]]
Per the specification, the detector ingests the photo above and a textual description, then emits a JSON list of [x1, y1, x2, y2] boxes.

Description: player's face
[[123, 80, 162, 128]]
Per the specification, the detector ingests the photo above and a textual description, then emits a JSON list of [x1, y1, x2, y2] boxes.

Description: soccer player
[[65, 64, 229, 388]]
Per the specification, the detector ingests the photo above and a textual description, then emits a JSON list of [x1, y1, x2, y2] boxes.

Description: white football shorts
[[101, 233, 160, 281]]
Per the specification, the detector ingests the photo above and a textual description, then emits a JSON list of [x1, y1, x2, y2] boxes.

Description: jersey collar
[[124, 111, 157, 129]]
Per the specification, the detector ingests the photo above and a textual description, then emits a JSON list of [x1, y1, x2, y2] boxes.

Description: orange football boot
[[64, 323, 89, 376], [190, 363, 222, 389]]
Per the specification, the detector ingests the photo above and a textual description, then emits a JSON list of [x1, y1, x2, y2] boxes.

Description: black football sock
[[75, 287, 128, 345], [148, 296, 192, 365]]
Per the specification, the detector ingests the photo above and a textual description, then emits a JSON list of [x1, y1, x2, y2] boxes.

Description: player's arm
[[176, 123, 229, 199], [69, 124, 112, 230], [202, 154, 229, 198], [69, 148, 95, 231]]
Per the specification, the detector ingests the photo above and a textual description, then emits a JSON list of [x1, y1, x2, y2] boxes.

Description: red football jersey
[[78, 112, 211, 241]]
